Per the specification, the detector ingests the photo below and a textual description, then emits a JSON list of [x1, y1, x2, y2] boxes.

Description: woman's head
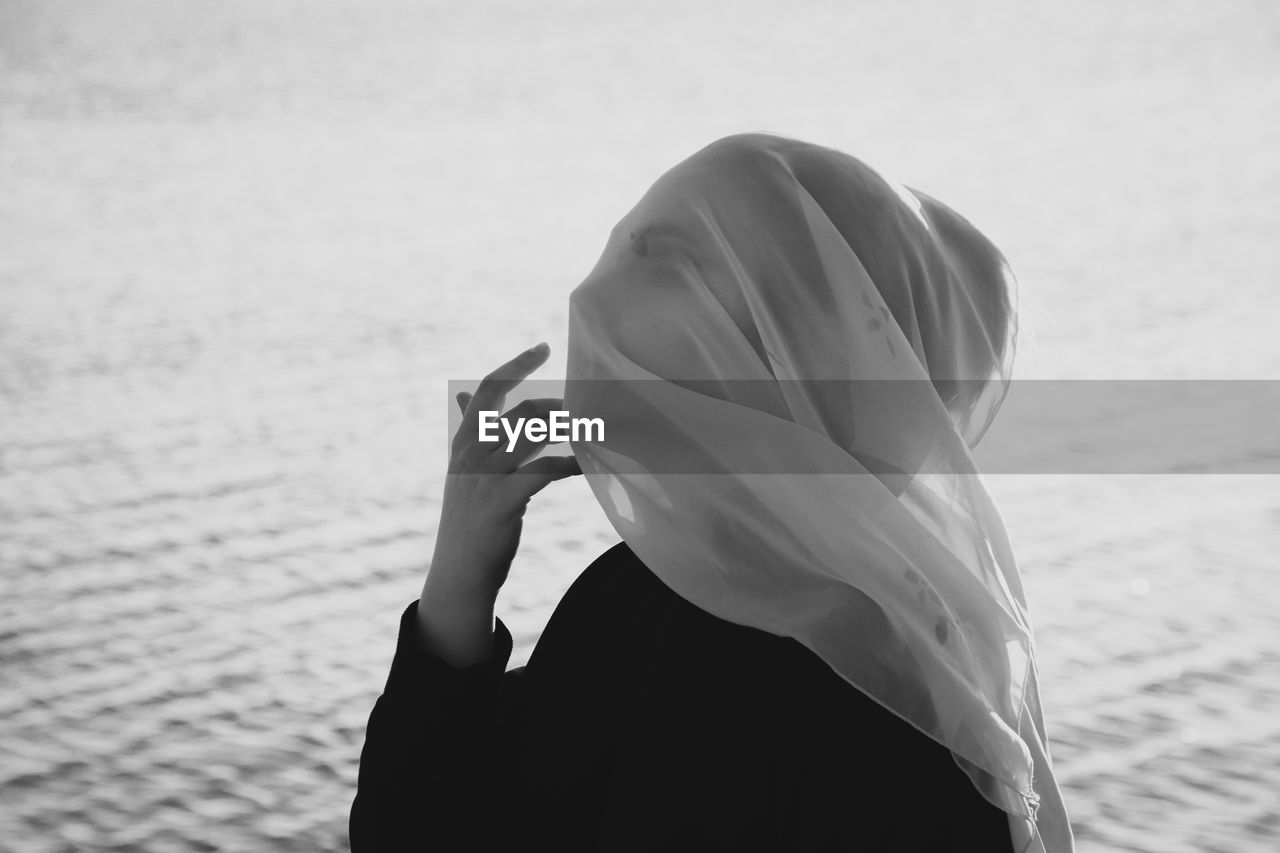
[[570, 132, 1018, 448]]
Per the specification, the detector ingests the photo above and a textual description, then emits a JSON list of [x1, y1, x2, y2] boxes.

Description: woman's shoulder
[[544, 541, 811, 664], [561, 539, 660, 601], [534, 541, 849, 697], [542, 540, 677, 638]]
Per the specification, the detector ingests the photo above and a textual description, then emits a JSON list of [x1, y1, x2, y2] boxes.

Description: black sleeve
[[349, 600, 516, 853]]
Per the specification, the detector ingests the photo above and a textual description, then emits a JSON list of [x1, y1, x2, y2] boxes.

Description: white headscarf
[[565, 133, 1073, 853]]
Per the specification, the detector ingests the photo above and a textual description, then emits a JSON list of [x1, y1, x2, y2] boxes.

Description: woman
[[350, 134, 1074, 852]]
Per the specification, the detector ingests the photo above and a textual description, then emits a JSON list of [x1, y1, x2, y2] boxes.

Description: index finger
[[462, 342, 551, 429]]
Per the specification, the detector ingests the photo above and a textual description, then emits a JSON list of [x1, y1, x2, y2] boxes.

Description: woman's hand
[[416, 342, 582, 667]]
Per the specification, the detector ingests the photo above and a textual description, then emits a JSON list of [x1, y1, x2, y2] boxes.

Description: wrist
[[416, 570, 499, 667], [421, 554, 500, 612]]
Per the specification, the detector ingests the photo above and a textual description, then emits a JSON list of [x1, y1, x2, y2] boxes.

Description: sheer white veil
[[565, 133, 1073, 852]]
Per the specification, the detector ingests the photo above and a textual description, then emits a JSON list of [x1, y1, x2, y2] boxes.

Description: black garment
[[351, 542, 1014, 852]]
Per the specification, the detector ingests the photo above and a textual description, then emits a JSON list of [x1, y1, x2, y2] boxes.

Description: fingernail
[[528, 341, 549, 356]]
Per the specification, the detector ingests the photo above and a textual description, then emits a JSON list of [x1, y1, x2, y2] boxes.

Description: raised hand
[[417, 342, 581, 666]]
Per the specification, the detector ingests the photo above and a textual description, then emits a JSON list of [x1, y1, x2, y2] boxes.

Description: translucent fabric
[[565, 134, 1073, 852]]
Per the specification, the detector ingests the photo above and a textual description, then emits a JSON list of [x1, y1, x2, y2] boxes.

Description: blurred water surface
[[1, 1, 1278, 851]]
